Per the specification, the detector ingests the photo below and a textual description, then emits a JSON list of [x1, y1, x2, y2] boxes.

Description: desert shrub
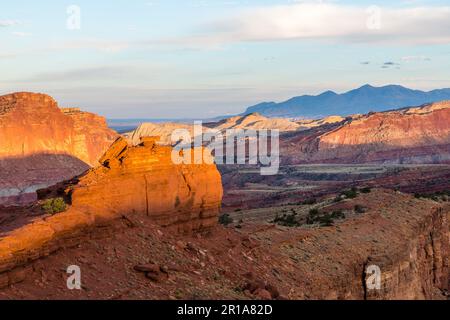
[[219, 214, 233, 226], [354, 204, 367, 214], [302, 198, 317, 205], [307, 209, 345, 227], [317, 214, 334, 227], [331, 210, 345, 219], [42, 198, 67, 215], [414, 191, 450, 202], [341, 187, 358, 199], [306, 209, 320, 225], [273, 213, 300, 227], [360, 187, 372, 194]]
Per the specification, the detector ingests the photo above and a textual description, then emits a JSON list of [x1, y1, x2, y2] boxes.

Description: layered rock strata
[[0, 92, 117, 204]]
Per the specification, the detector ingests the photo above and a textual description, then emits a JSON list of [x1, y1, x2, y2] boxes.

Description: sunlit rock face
[[281, 101, 450, 164], [0, 92, 118, 205], [65, 137, 223, 234]]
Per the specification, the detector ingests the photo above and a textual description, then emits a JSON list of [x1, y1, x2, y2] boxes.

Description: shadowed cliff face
[[0, 92, 118, 204], [0, 154, 89, 206]]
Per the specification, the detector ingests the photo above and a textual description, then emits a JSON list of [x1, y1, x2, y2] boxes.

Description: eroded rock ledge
[[0, 137, 223, 288]]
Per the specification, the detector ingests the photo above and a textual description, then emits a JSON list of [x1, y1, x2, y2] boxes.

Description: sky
[[1, 0, 450, 119]]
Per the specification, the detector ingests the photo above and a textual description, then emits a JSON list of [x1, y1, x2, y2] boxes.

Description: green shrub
[[42, 198, 67, 215], [273, 213, 300, 227], [342, 188, 358, 199], [307, 209, 345, 226], [318, 214, 334, 227], [331, 210, 345, 219], [360, 187, 372, 194], [219, 213, 234, 226]]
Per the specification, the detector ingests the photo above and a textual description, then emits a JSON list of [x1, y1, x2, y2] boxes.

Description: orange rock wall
[[0, 92, 117, 165], [68, 137, 223, 234], [0, 92, 118, 204]]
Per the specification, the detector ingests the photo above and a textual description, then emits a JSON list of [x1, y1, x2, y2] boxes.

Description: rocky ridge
[[282, 101, 450, 164]]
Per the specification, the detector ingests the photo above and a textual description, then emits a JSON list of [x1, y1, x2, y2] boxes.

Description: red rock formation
[[65, 136, 223, 233], [0, 92, 118, 205], [282, 101, 450, 164], [0, 137, 223, 288]]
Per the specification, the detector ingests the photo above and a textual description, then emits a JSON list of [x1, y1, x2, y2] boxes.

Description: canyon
[[0, 92, 448, 300]]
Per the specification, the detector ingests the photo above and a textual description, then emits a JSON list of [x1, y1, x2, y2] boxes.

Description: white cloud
[[12, 32, 32, 37], [0, 20, 21, 27], [401, 55, 431, 62], [179, 3, 450, 47]]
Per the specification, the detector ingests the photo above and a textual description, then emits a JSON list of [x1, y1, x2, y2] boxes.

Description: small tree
[[42, 198, 67, 215]]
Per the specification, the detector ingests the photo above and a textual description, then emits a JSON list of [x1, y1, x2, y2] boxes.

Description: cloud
[[381, 61, 401, 69], [401, 55, 431, 62], [12, 32, 32, 37], [18, 65, 149, 83], [0, 38, 129, 59], [0, 20, 21, 27], [171, 3, 450, 47]]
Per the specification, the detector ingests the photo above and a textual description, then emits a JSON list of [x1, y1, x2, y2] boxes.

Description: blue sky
[[1, 0, 450, 118]]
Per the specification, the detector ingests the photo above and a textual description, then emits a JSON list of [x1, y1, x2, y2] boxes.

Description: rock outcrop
[[63, 136, 223, 233], [0, 137, 223, 288], [212, 113, 301, 131], [282, 101, 450, 164], [125, 122, 204, 146], [0, 92, 118, 205]]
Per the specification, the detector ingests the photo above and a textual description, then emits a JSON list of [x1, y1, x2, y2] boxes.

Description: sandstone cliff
[[0, 92, 118, 204], [0, 137, 223, 288], [282, 101, 450, 164]]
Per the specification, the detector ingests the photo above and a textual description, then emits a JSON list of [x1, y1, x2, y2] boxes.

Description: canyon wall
[[0, 92, 118, 205], [0, 137, 223, 288], [270, 190, 449, 299], [282, 101, 450, 164]]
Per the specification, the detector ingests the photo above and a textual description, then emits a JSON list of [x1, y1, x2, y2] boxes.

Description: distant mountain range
[[243, 84, 450, 118]]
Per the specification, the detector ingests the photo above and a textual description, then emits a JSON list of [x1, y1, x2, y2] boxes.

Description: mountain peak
[[243, 85, 450, 118]]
